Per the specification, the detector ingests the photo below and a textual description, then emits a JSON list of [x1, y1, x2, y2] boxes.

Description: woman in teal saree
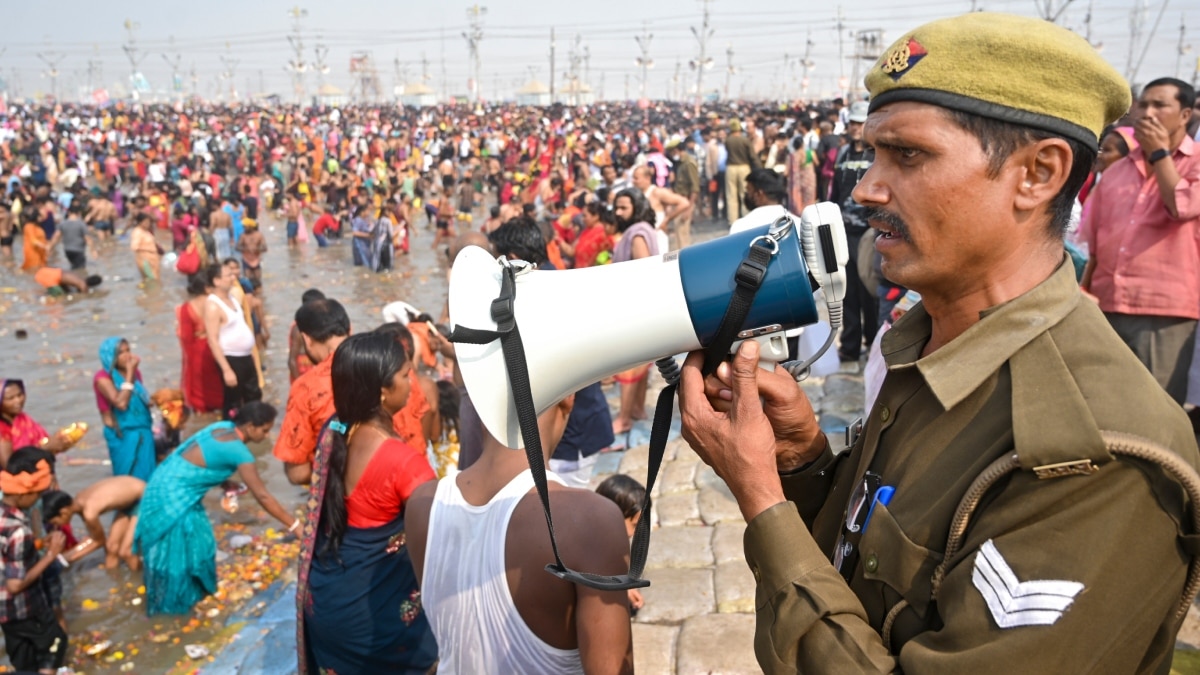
[[135, 402, 299, 615], [94, 336, 156, 481]]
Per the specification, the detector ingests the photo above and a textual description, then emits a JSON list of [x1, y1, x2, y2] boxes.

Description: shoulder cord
[[449, 239, 779, 591], [881, 430, 1200, 648]]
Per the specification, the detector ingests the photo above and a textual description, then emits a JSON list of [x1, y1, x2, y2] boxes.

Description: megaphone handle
[[732, 332, 790, 372]]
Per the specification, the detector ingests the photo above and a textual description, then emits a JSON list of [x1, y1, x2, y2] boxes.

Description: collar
[[0, 502, 28, 522], [882, 258, 1079, 410], [1177, 134, 1196, 157]]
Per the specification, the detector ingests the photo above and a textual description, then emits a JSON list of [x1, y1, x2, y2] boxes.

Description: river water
[[0, 212, 451, 673]]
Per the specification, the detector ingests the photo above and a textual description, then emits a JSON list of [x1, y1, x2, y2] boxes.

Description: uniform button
[[880, 407, 890, 423], [864, 554, 879, 573]]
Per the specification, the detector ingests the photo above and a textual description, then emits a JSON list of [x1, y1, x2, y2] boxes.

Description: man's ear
[[1012, 137, 1072, 217]]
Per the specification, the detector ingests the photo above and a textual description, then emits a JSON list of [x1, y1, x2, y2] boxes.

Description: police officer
[[830, 100, 878, 362], [679, 13, 1200, 674]]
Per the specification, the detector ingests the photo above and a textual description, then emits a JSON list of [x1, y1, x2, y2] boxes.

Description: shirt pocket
[[857, 503, 941, 628]]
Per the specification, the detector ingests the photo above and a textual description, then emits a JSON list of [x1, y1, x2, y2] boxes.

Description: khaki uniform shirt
[[725, 133, 761, 169], [745, 261, 1200, 673], [673, 154, 701, 199]]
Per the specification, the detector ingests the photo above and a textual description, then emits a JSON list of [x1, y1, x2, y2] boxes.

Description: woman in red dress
[[176, 275, 225, 413]]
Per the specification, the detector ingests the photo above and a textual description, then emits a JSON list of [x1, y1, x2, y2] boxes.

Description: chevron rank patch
[[971, 539, 1084, 629]]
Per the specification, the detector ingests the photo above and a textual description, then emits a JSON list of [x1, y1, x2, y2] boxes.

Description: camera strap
[[449, 239, 777, 591]]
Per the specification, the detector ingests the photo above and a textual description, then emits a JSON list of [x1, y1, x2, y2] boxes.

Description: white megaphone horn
[[450, 202, 849, 449]]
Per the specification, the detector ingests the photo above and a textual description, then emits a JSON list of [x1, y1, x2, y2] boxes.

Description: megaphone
[[450, 202, 848, 448]]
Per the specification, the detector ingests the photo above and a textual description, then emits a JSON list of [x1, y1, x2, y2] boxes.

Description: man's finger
[[679, 350, 712, 416], [758, 362, 804, 407], [729, 341, 765, 422], [715, 361, 732, 387]]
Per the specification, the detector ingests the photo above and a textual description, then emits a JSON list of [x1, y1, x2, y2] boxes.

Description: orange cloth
[[21, 223, 47, 271], [546, 239, 567, 271], [0, 459, 53, 494], [272, 358, 335, 466], [407, 323, 439, 369], [391, 370, 430, 451], [33, 267, 63, 289]]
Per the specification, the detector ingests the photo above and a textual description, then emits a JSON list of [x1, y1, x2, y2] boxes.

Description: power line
[[219, 42, 240, 102], [162, 36, 184, 101], [549, 27, 556, 101], [800, 28, 815, 97], [635, 22, 654, 99], [286, 6, 308, 103], [724, 43, 735, 100], [313, 38, 330, 92], [121, 19, 148, 101], [690, 0, 715, 110], [1176, 13, 1192, 79], [463, 4, 487, 103], [36, 45, 65, 101]]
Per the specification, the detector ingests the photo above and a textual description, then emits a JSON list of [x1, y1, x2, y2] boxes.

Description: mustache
[[864, 206, 911, 241]]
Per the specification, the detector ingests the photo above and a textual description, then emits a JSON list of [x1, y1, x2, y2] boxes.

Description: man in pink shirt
[[1084, 77, 1200, 402]]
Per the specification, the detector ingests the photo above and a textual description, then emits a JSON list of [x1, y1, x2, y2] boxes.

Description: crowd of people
[[0, 84, 863, 672], [1, 11, 1200, 672]]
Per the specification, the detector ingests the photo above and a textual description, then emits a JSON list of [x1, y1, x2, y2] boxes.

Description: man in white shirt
[[406, 397, 634, 675], [729, 167, 797, 234]]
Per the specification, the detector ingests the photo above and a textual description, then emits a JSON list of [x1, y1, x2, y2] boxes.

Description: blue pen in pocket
[[862, 486, 895, 533]]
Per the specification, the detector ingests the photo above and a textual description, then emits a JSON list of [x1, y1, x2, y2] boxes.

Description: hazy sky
[[4, 0, 1197, 102]]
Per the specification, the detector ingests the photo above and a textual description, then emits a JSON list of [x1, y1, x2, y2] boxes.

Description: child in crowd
[[0, 448, 69, 673], [595, 473, 648, 615], [310, 205, 339, 247], [43, 475, 146, 571]]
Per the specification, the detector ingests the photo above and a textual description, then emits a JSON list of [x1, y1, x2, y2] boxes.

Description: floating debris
[[184, 644, 210, 659], [227, 534, 254, 549]]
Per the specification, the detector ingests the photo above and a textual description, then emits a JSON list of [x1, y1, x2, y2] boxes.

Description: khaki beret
[[865, 13, 1130, 148]]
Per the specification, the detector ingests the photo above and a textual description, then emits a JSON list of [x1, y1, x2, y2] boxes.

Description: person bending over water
[[42, 475, 146, 570], [135, 402, 297, 615]]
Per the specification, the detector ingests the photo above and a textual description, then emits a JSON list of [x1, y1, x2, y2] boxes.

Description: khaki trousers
[[725, 164, 751, 222]]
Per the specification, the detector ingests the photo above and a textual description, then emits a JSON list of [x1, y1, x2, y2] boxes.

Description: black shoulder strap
[[450, 239, 778, 591]]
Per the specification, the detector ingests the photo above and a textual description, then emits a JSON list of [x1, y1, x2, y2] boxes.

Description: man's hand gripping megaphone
[[679, 340, 830, 525]]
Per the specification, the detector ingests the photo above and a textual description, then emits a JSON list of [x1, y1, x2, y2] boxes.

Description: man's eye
[[897, 147, 920, 160]]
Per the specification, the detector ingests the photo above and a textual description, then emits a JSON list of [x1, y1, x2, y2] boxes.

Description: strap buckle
[[490, 295, 516, 332], [489, 260, 531, 333], [735, 255, 769, 289]]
